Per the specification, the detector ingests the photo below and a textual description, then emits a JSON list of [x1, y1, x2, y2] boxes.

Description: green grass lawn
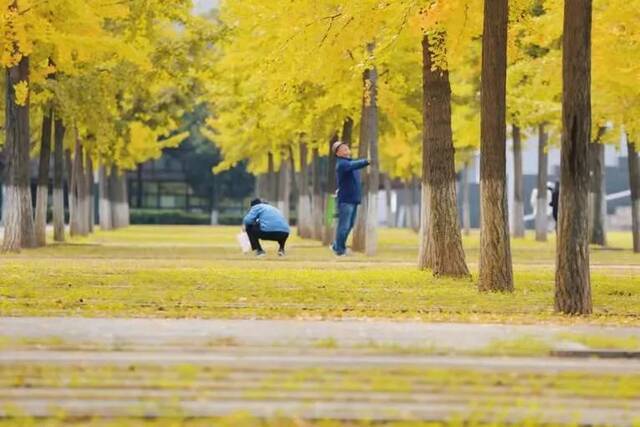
[[0, 226, 638, 324]]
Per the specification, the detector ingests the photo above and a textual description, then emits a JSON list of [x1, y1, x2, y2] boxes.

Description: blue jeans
[[333, 202, 358, 255]]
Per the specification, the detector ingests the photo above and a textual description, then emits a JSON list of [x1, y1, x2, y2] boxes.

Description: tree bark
[[65, 149, 74, 227], [99, 165, 112, 231], [34, 108, 53, 247], [479, 0, 513, 292], [555, 0, 592, 315], [418, 33, 469, 276], [323, 133, 339, 246], [535, 124, 549, 242], [588, 131, 607, 246], [311, 147, 323, 240], [297, 143, 312, 238], [512, 124, 525, 238], [2, 55, 35, 252], [342, 117, 353, 146], [417, 179, 433, 269], [52, 118, 65, 242], [364, 45, 379, 256], [628, 137, 640, 253], [462, 161, 471, 236]]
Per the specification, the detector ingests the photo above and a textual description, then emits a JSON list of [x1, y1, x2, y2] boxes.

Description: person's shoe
[[278, 248, 285, 257], [255, 249, 266, 258]]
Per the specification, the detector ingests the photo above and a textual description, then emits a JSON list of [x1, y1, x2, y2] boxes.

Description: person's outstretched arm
[[344, 159, 370, 171]]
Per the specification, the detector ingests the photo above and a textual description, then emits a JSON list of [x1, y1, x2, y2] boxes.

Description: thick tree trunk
[[555, 0, 592, 315], [462, 161, 471, 236], [311, 148, 323, 240], [52, 119, 65, 242], [323, 133, 339, 246], [512, 124, 525, 238], [297, 143, 312, 238], [535, 124, 549, 242], [34, 109, 53, 247], [86, 153, 94, 233], [588, 135, 607, 246], [417, 180, 433, 269], [628, 137, 640, 253], [99, 165, 112, 231], [479, 0, 513, 292], [342, 117, 353, 146], [255, 173, 268, 199], [277, 154, 291, 222], [352, 66, 373, 253], [418, 34, 469, 276], [2, 56, 35, 252]]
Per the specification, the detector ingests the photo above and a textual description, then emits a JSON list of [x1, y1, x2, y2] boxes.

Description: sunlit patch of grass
[[0, 226, 638, 324], [557, 333, 640, 350], [475, 337, 552, 357]]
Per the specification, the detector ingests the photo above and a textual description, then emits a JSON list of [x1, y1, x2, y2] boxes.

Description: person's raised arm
[[343, 158, 370, 172]]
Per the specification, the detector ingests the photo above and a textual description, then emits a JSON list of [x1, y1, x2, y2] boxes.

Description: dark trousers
[[246, 224, 288, 251]]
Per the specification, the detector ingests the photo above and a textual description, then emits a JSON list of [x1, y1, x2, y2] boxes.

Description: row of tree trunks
[[628, 137, 640, 253], [34, 108, 54, 247], [588, 128, 607, 246], [53, 119, 66, 242], [418, 33, 469, 277], [512, 124, 525, 238], [2, 56, 35, 252], [535, 124, 549, 242], [479, 0, 513, 292], [555, 0, 592, 314]]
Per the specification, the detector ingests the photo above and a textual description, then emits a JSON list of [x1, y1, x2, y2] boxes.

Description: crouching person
[[243, 198, 290, 257]]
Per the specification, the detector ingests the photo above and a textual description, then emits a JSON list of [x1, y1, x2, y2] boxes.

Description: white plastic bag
[[237, 232, 251, 253]]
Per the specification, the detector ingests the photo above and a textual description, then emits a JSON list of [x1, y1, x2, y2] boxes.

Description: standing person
[[243, 198, 290, 257], [331, 141, 370, 256]]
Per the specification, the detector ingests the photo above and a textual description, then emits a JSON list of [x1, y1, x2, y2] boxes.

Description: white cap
[[332, 141, 345, 154]]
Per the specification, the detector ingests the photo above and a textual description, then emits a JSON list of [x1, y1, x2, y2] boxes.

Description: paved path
[[2, 318, 640, 423], [2, 317, 640, 351]]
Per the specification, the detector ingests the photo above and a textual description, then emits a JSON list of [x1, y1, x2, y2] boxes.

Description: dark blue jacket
[[336, 157, 370, 204]]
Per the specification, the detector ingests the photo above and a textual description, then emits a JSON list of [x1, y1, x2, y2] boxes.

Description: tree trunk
[[588, 134, 606, 246], [323, 133, 339, 246], [462, 161, 471, 236], [255, 173, 268, 199], [70, 140, 88, 237], [297, 143, 312, 238], [628, 137, 640, 253], [65, 149, 74, 228], [342, 117, 353, 146], [555, 0, 592, 315], [34, 108, 53, 247], [535, 124, 549, 242], [479, 0, 513, 292], [311, 147, 323, 240], [267, 152, 276, 203], [417, 179, 433, 269], [384, 175, 395, 227], [277, 154, 291, 222], [418, 33, 469, 276], [86, 153, 94, 233], [2, 55, 35, 252], [364, 46, 379, 256], [110, 166, 129, 229], [512, 124, 525, 238], [52, 118, 65, 242], [99, 165, 112, 231], [352, 64, 373, 253]]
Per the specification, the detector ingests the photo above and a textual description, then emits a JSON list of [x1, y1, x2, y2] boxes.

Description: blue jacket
[[336, 157, 370, 204], [243, 203, 290, 233]]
